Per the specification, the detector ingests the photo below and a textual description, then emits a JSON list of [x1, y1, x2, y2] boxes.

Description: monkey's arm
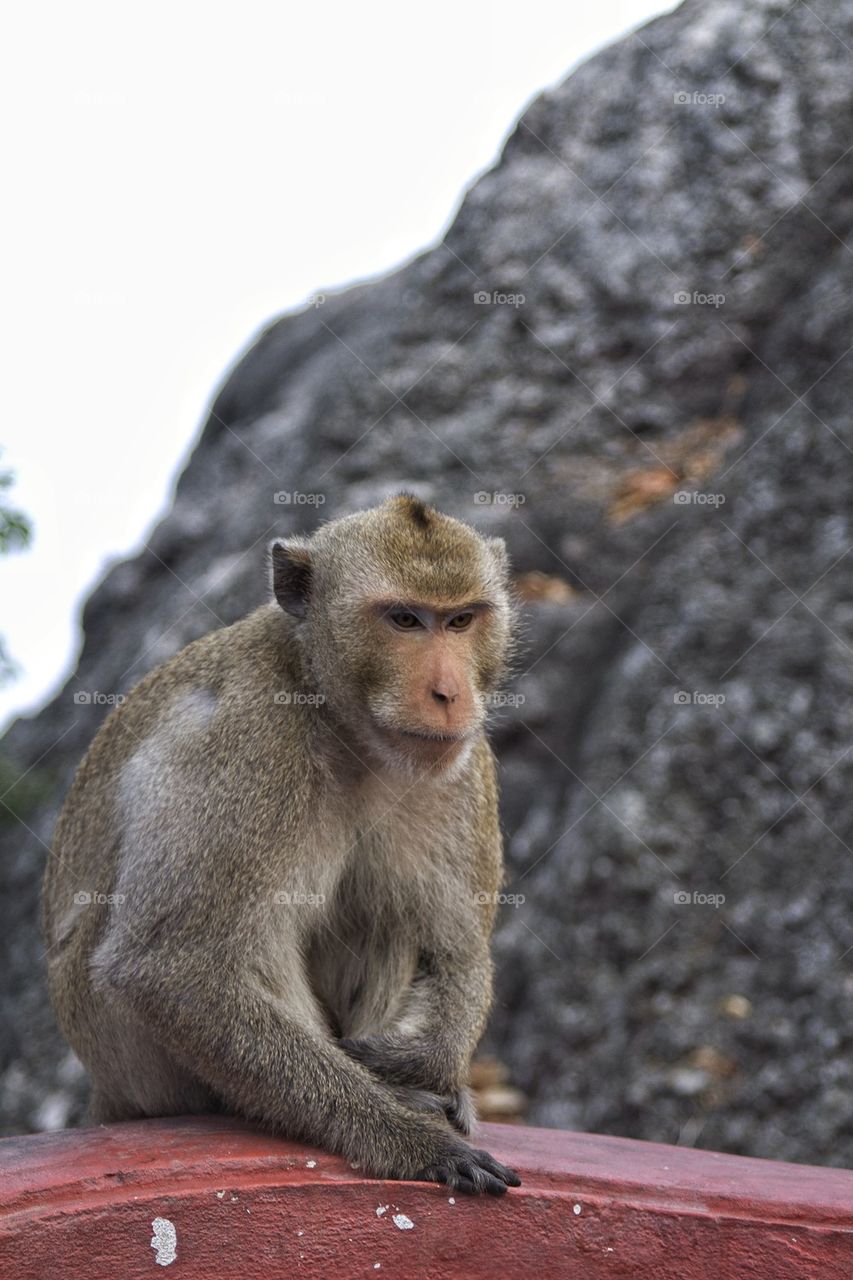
[[93, 926, 515, 1193], [341, 743, 503, 1126], [340, 926, 493, 1082], [338, 893, 499, 1140]]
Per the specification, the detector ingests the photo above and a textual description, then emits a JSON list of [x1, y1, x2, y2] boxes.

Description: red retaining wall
[[2, 1117, 852, 1279]]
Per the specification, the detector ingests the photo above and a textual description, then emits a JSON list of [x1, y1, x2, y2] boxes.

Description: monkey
[[43, 495, 521, 1196]]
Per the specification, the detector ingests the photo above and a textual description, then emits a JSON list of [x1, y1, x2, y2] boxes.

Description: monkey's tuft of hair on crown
[[391, 492, 435, 532]]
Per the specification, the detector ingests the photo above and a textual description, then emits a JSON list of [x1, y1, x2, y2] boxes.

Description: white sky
[[0, 0, 672, 731]]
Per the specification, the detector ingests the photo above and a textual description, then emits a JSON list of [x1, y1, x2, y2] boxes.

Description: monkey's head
[[270, 496, 515, 773]]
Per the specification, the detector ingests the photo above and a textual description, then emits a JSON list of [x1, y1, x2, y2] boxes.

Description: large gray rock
[[3, 0, 853, 1163]]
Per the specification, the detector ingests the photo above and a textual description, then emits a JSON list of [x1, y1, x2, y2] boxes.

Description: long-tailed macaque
[[43, 495, 521, 1194]]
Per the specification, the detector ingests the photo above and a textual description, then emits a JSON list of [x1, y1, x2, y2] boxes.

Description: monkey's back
[[42, 604, 311, 1038]]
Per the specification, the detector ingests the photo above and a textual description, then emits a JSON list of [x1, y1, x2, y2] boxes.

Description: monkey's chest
[[302, 850, 420, 1039], [304, 910, 418, 1039]]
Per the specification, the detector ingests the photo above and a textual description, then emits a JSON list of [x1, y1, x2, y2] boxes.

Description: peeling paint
[[375, 1205, 388, 1217], [306, 1160, 317, 1168], [150, 1217, 177, 1267], [392, 1213, 414, 1231]]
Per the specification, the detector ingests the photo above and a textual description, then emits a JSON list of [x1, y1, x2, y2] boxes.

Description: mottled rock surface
[[3, 0, 853, 1163]]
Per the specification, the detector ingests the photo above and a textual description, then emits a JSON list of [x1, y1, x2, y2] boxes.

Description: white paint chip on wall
[[150, 1217, 177, 1266]]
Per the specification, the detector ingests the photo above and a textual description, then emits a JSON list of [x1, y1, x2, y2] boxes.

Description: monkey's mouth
[[397, 728, 469, 744], [378, 724, 473, 753]]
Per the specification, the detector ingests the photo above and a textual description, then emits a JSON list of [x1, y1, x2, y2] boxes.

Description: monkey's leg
[[95, 942, 519, 1194]]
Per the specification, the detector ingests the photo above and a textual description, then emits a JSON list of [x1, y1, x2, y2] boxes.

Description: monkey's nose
[[431, 686, 458, 705]]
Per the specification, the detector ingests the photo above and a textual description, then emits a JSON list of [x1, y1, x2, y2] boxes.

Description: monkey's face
[[351, 598, 508, 769], [270, 496, 515, 774]]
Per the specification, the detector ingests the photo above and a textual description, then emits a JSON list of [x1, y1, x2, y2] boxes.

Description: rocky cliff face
[[4, 0, 853, 1163]]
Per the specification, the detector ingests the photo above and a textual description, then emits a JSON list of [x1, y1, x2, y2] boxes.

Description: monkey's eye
[[390, 610, 423, 630], [447, 612, 474, 631]]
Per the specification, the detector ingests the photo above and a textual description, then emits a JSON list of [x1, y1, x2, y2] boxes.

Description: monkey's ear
[[270, 539, 313, 619], [486, 536, 509, 578]]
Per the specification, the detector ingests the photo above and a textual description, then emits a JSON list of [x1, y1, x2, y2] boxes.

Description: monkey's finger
[[470, 1148, 522, 1187], [445, 1108, 469, 1135], [459, 1157, 514, 1196], [416, 1163, 507, 1196], [388, 1084, 447, 1120], [339, 1035, 407, 1080], [446, 1174, 480, 1195], [469, 1168, 510, 1195], [444, 1087, 475, 1134], [337, 1037, 372, 1063], [439, 1151, 512, 1195]]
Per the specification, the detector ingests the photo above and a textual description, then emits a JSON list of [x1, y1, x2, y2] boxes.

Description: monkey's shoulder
[[90, 604, 298, 728], [60, 606, 312, 813], [145, 603, 302, 701]]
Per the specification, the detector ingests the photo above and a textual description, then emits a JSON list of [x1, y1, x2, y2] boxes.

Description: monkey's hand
[[338, 1033, 449, 1088], [384, 1082, 476, 1135], [339, 1035, 475, 1134]]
